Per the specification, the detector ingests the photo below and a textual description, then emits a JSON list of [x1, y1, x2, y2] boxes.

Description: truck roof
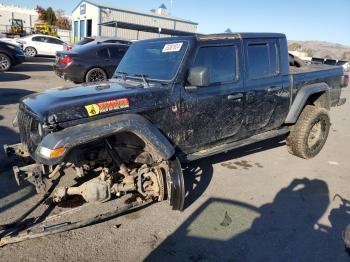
[[197, 32, 286, 40], [140, 33, 286, 43]]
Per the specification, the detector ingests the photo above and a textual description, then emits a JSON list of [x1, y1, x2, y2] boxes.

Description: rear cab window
[[246, 40, 280, 79], [192, 44, 238, 85]]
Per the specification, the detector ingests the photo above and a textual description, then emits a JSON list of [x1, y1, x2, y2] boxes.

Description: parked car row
[[0, 34, 131, 79], [0, 40, 25, 72]]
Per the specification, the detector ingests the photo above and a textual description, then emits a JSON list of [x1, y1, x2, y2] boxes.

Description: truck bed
[[289, 63, 342, 74], [290, 63, 344, 106]]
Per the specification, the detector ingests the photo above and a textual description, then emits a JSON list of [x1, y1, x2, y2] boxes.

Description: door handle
[[227, 93, 243, 100], [268, 86, 282, 92]]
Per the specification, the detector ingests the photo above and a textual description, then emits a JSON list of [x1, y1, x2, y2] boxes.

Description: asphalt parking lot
[[0, 58, 350, 261]]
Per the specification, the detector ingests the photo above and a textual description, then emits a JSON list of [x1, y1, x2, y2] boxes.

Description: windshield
[[115, 40, 188, 81]]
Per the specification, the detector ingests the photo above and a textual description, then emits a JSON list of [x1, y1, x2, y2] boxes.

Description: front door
[[179, 42, 245, 152], [31, 36, 46, 54]]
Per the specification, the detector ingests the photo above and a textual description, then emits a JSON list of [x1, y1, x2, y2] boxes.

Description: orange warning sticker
[[85, 98, 129, 116]]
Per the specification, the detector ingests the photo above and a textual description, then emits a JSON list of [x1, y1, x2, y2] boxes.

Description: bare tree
[[55, 9, 71, 30]]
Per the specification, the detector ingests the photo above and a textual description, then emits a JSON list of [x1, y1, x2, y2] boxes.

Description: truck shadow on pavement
[[11, 63, 54, 72], [0, 72, 30, 82], [0, 88, 34, 105], [147, 179, 350, 262], [183, 135, 287, 210], [0, 114, 36, 215], [0, 89, 36, 214], [25, 56, 54, 63]]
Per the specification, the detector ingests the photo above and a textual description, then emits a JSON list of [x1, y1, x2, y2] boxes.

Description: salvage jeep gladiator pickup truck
[[5, 33, 348, 215]]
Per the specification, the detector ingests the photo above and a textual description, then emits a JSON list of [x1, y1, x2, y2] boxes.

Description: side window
[[97, 48, 109, 59], [192, 45, 237, 84], [47, 38, 63, 45], [32, 36, 46, 42], [109, 46, 128, 59], [247, 41, 279, 79]]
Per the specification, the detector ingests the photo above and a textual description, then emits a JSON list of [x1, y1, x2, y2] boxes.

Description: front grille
[[17, 108, 43, 156]]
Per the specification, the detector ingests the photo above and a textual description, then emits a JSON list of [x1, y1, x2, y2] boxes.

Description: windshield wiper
[[133, 74, 150, 88]]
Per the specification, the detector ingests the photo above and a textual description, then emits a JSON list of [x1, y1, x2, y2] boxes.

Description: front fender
[[284, 82, 330, 124], [34, 114, 175, 165]]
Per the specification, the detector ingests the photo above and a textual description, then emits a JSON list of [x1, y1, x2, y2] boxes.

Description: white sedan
[[18, 34, 66, 57]]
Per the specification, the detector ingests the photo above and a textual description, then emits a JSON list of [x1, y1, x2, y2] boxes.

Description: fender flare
[[34, 114, 175, 165], [284, 82, 330, 124]]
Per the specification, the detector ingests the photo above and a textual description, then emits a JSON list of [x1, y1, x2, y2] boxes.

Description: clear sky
[[1, 0, 350, 45]]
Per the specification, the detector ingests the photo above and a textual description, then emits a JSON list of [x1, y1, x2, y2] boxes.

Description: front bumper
[[3, 143, 46, 192], [13, 54, 25, 66]]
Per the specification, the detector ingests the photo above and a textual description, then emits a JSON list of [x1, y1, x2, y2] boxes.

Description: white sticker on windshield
[[162, 42, 183, 53]]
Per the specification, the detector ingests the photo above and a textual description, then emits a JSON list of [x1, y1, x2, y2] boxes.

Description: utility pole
[[170, 0, 173, 15]]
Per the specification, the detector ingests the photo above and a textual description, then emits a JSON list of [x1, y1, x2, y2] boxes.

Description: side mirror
[[186, 66, 210, 90]]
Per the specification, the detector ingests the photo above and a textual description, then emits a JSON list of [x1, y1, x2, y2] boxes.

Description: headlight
[[29, 121, 44, 144]]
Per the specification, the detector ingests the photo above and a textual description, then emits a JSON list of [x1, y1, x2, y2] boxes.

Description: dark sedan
[[0, 40, 25, 72], [53, 42, 129, 83]]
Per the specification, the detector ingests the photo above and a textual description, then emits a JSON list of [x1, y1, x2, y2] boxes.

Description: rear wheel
[[85, 68, 108, 83], [24, 47, 37, 57], [286, 105, 330, 159], [0, 53, 11, 72]]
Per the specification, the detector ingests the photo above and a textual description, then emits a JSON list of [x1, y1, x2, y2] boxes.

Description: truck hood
[[20, 80, 171, 124]]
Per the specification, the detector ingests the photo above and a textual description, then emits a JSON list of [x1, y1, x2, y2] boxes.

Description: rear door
[[179, 41, 245, 151], [243, 39, 290, 133], [46, 37, 65, 55]]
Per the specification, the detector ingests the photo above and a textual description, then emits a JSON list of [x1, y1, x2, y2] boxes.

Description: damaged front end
[[6, 106, 185, 208], [2, 107, 185, 246]]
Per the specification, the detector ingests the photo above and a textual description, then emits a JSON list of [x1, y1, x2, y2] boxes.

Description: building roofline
[[99, 20, 196, 36], [72, 0, 198, 25]]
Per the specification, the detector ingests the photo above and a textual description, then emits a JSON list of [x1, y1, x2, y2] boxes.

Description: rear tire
[[24, 47, 37, 57], [85, 68, 108, 83], [286, 105, 330, 159], [0, 53, 11, 72]]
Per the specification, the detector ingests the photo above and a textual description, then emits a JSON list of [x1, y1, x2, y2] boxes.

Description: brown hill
[[288, 40, 350, 61]]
